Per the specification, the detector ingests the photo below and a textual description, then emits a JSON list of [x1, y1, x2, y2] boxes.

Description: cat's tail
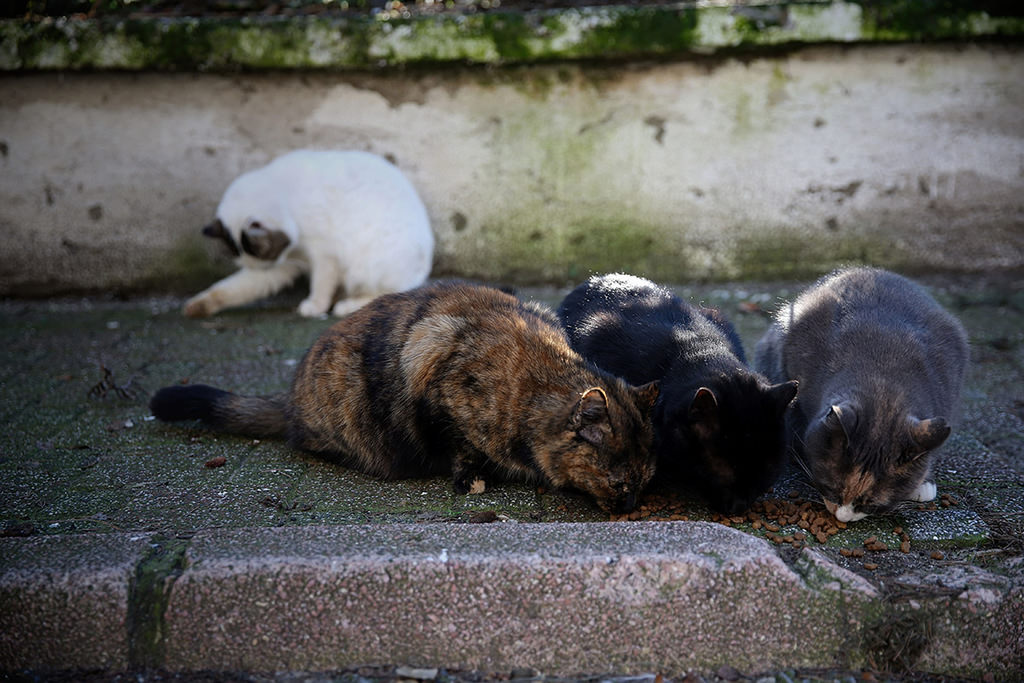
[[149, 384, 289, 439]]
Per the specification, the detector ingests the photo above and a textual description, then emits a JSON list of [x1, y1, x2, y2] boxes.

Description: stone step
[[2, 523, 1021, 677]]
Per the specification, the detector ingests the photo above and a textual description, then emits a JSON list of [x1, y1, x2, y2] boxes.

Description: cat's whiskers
[[787, 445, 831, 503], [790, 436, 813, 478], [888, 499, 918, 514]]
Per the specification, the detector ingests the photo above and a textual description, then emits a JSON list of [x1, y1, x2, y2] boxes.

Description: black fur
[[202, 219, 240, 257], [558, 273, 797, 514], [149, 385, 230, 424], [239, 222, 291, 261], [149, 384, 288, 439]]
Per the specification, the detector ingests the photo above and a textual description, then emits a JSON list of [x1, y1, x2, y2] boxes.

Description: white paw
[[332, 298, 372, 317], [184, 295, 216, 318], [468, 479, 487, 495], [298, 299, 329, 318], [909, 481, 937, 502]]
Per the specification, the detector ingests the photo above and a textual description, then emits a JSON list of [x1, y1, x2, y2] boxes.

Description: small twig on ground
[[87, 363, 140, 400]]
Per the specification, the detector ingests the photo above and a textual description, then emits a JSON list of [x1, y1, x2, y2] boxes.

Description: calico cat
[[754, 267, 968, 522], [557, 273, 798, 514], [185, 149, 434, 319], [153, 282, 660, 513]]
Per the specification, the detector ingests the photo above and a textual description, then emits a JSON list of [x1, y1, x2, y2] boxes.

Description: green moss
[[696, 3, 864, 48], [858, 0, 1024, 41], [4, 2, 1024, 71], [730, 14, 774, 43], [451, 209, 693, 284], [561, 218, 685, 283], [128, 535, 189, 668], [138, 232, 232, 295], [365, 8, 699, 66], [732, 90, 753, 137], [568, 7, 700, 58], [2, 15, 381, 70], [767, 63, 790, 104], [480, 12, 533, 62], [731, 230, 901, 281]]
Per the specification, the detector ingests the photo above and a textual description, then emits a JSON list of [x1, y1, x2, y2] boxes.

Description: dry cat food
[[726, 497, 848, 549], [611, 490, 954, 566], [607, 492, 691, 522], [915, 493, 959, 511], [864, 537, 888, 552], [611, 493, 847, 550]]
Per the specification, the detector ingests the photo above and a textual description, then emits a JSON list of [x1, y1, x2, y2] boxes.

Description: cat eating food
[[558, 273, 798, 514], [185, 149, 434, 318], [754, 267, 968, 522], [153, 282, 660, 513]]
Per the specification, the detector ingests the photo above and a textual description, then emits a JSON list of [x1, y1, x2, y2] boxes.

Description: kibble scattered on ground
[[610, 488, 963, 573]]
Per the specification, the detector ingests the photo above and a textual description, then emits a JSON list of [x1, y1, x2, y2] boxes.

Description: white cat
[[185, 150, 434, 318]]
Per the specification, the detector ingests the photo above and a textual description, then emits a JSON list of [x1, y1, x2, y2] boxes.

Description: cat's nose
[[617, 491, 638, 513]]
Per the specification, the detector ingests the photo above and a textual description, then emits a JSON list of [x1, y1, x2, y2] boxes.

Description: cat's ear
[[689, 387, 718, 421], [202, 218, 227, 239], [688, 387, 718, 439], [825, 403, 857, 436], [240, 221, 291, 261], [769, 380, 799, 413], [202, 218, 240, 257], [823, 403, 856, 451], [634, 381, 660, 414], [907, 416, 950, 457], [572, 387, 611, 446]]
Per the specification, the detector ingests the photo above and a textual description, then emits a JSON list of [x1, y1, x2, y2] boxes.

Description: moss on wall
[[859, 0, 1024, 41], [138, 233, 234, 296], [438, 213, 944, 285], [3, 2, 1023, 71]]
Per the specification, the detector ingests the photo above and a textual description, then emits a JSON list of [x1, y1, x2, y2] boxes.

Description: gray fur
[[754, 267, 968, 520]]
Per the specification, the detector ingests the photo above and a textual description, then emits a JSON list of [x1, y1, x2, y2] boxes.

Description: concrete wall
[[1, 43, 1022, 295]]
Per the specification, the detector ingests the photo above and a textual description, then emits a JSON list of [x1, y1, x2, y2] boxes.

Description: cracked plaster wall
[[0, 43, 1022, 295]]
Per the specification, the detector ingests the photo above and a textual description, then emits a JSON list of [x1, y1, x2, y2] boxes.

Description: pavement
[[1, 275, 1022, 681]]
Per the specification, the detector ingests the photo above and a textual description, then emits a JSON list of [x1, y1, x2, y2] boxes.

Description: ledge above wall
[[3, 1, 1024, 71]]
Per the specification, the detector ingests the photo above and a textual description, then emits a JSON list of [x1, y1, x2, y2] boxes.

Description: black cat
[[558, 273, 797, 514]]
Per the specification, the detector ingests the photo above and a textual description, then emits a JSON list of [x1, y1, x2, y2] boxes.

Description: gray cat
[[754, 267, 968, 522]]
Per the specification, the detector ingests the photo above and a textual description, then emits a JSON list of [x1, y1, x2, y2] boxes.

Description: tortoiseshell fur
[[151, 282, 659, 513]]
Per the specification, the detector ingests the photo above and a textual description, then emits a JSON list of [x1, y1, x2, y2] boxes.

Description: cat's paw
[[909, 480, 937, 502], [332, 297, 374, 317], [298, 299, 330, 318], [184, 296, 215, 318], [453, 476, 487, 495]]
